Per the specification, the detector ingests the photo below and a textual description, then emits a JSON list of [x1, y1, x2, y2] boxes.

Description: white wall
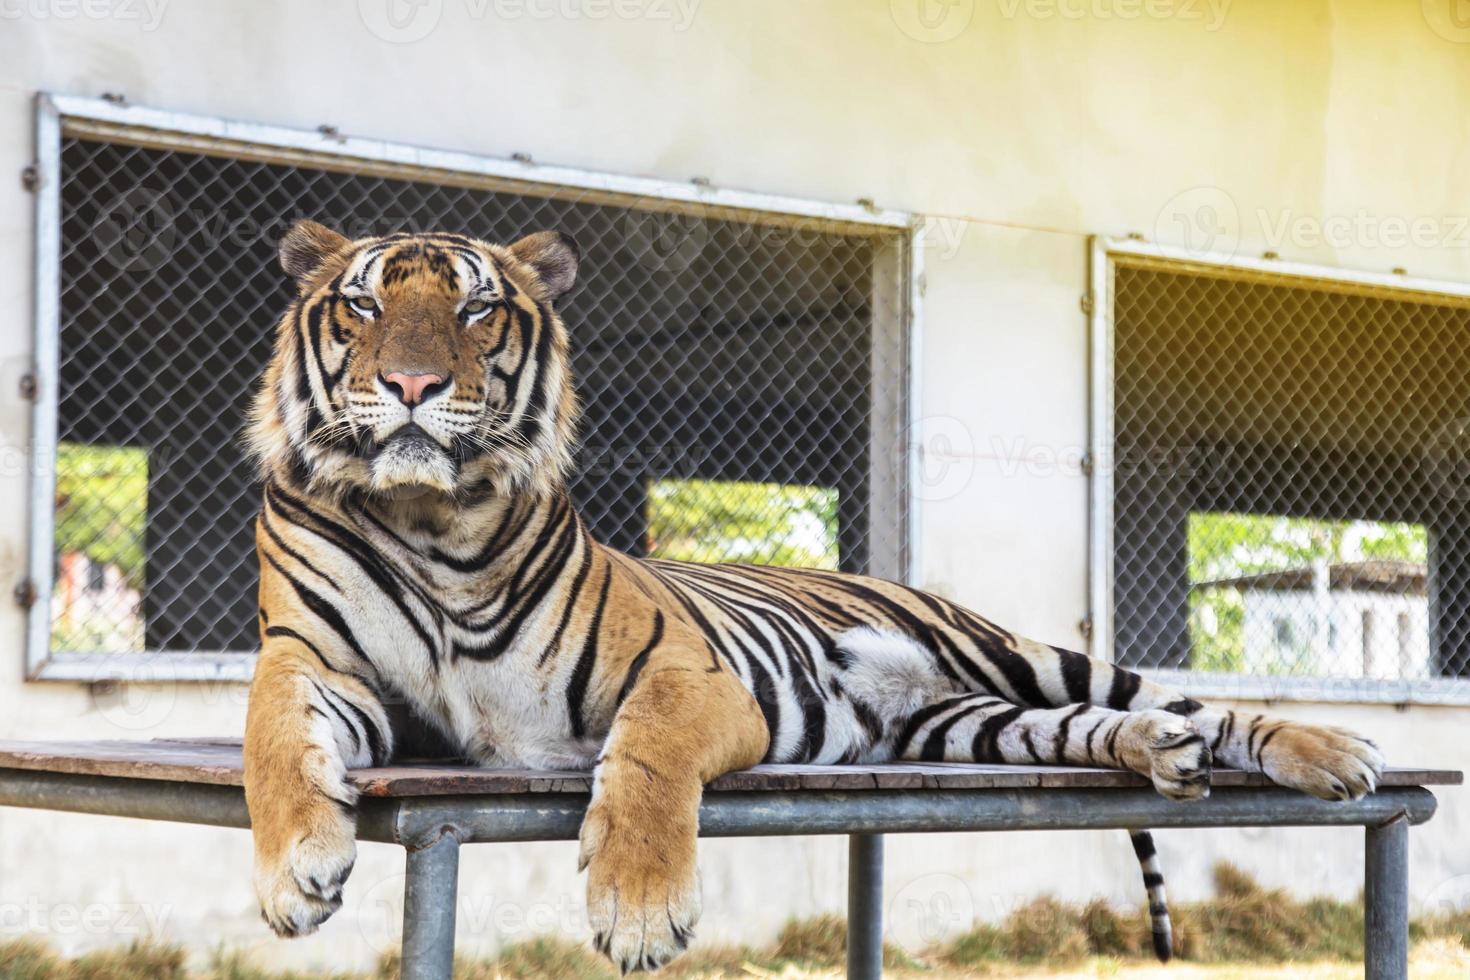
[[1237, 588, 1432, 680], [1, 0, 1469, 970]]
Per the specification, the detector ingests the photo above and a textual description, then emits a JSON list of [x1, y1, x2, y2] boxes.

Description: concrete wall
[[1, 0, 1469, 970]]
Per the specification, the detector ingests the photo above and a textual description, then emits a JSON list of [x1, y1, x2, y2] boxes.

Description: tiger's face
[[249, 221, 580, 501]]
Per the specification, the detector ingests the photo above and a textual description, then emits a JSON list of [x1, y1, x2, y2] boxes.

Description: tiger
[[242, 220, 1385, 973]]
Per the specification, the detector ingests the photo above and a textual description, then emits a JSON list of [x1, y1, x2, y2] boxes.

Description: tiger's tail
[[1128, 829, 1172, 962]]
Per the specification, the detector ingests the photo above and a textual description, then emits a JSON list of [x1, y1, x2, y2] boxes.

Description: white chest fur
[[301, 513, 606, 770]]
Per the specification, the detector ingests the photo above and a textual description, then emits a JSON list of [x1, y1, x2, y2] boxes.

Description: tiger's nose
[[381, 371, 448, 406]]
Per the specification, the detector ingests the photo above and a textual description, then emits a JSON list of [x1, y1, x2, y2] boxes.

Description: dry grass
[[1169, 864, 1364, 963], [0, 939, 187, 980], [938, 861, 1470, 972], [3, 864, 1468, 979]]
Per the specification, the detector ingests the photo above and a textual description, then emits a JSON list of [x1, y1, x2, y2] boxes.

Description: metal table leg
[[847, 832, 884, 980], [1364, 815, 1409, 980], [401, 833, 461, 980]]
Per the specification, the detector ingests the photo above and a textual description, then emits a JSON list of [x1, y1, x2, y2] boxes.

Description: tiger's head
[[248, 221, 581, 502]]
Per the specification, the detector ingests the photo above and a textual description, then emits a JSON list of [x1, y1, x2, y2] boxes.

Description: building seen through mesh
[[1112, 261, 1470, 682], [49, 131, 909, 657]]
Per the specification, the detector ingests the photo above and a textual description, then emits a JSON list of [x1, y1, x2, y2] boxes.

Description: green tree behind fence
[[647, 479, 839, 569]]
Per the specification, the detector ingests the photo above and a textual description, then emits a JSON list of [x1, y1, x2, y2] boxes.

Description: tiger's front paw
[[1260, 722, 1384, 801], [253, 803, 357, 938], [579, 798, 699, 973], [1126, 709, 1212, 802]]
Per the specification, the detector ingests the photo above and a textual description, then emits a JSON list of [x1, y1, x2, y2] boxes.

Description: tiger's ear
[[509, 231, 579, 302], [279, 219, 350, 289]]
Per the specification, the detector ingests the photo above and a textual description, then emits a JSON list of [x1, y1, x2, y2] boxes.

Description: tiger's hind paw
[[1259, 722, 1384, 801]]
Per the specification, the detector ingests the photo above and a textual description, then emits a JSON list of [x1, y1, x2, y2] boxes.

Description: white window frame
[[28, 92, 923, 684], [1089, 235, 1470, 707]]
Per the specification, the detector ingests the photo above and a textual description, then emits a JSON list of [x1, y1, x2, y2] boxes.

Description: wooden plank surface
[[0, 738, 1459, 798]]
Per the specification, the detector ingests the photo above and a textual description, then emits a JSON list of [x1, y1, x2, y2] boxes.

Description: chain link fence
[[44, 121, 910, 658], [1110, 259, 1470, 684]]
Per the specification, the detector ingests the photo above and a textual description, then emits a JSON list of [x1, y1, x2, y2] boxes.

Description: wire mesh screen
[[1111, 261, 1470, 685], [47, 127, 908, 658]]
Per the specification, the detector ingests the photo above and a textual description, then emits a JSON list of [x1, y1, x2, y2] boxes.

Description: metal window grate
[[37, 114, 910, 662], [1110, 259, 1470, 684]]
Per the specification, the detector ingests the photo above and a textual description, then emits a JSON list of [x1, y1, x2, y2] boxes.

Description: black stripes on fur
[[250, 230, 1217, 973]]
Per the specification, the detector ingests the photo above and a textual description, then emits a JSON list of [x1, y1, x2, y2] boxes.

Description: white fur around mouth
[[370, 436, 456, 492]]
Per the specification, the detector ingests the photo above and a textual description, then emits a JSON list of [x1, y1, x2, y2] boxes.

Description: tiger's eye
[[347, 296, 377, 317], [463, 299, 491, 316]]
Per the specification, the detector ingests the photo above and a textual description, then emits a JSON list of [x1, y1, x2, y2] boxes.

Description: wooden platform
[[0, 738, 1459, 797]]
